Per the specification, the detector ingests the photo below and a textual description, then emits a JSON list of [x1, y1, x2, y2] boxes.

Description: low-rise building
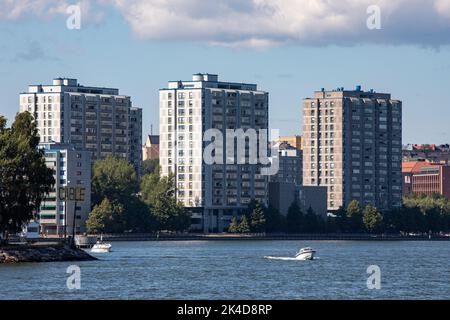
[[298, 186, 328, 219], [268, 141, 326, 218], [38, 143, 91, 236], [402, 161, 450, 199], [268, 183, 327, 218], [268, 182, 296, 216]]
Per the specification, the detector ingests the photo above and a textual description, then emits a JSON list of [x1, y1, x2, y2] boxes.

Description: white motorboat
[[91, 236, 112, 253], [295, 247, 315, 260]]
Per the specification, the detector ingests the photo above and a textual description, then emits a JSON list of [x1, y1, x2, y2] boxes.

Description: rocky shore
[[0, 243, 97, 264]]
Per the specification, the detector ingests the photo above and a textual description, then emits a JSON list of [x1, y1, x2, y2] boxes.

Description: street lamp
[[71, 180, 85, 247], [64, 180, 70, 241]]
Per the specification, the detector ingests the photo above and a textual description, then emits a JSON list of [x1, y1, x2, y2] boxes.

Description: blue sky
[[1, 0, 450, 144]]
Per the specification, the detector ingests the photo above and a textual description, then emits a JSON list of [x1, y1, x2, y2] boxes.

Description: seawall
[[0, 243, 97, 264], [84, 233, 450, 242]]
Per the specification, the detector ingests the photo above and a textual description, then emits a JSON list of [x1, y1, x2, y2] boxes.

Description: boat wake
[[264, 256, 320, 261], [264, 256, 302, 261]]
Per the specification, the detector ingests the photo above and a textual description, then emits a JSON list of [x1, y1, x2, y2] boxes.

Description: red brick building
[[142, 135, 160, 161], [402, 162, 450, 199]]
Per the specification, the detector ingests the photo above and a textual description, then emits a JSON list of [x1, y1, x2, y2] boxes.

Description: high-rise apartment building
[[19, 78, 142, 173], [302, 86, 402, 212], [130, 107, 143, 174], [38, 143, 91, 236], [159, 73, 269, 232]]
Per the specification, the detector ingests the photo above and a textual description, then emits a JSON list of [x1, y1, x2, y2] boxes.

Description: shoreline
[[82, 233, 449, 242], [0, 243, 97, 264]]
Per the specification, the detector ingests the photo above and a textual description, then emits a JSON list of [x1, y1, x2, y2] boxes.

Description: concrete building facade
[[159, 73, 269, 232], [302, 86, 402, 212], [269, 142, 303, 186], [268, 182, 296, 216], [298, 186, 328, 219], [38, 143, 91, 236], [19, 78, 142, 173]]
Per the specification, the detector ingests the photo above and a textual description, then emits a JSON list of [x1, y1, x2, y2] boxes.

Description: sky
[[1, 0, 450, 144]]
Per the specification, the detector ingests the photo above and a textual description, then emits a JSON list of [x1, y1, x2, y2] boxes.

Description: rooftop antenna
[[151, 124, 153, 135]]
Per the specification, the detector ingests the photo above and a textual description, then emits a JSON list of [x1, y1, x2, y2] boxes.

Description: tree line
[[327, 195, 450, 234], [227, 196, 450, 235]]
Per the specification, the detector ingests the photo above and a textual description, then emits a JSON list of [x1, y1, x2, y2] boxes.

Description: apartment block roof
[[402, 161, 442, 173]]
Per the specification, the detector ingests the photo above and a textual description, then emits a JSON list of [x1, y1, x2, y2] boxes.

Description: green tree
[[166, 204, 191, 232], [238, 215, 250, 233], [140, 171, 191, 232], [92, 155, 138, 205], [383, 208, 403, 233], [347, 200, 363, 232], [86, 198, 125, 233], [332, 206, 348, 233], [250, 202, 266, 232], [404, 206, 425, 233], [304, 207, 320, 233], [264, 205, 285, 233], [228, 216, 239, 233], [0, 113, 55, 238], [142, 158, 160, 176], [140, 171, 170, 206], [123, 196, 156, 233], [90, 155, 156, 233], [242, 199, 257, 221], [424, 207, 441, 234], [363, 205, 383, 233], [286, 202, 303, 233]]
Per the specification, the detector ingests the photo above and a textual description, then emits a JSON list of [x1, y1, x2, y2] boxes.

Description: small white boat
[[91, 236, 112, 253], [295, 247, 315, 260]]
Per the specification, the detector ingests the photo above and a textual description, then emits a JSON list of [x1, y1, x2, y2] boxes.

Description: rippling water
[[1, 241, 449, 300]]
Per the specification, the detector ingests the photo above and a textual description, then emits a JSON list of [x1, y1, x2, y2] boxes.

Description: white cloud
[[435, 0, 450, 18], [0, 0, 104, 25], [1, 0, 450, 48], [210, 38, 284, 50], [0, 0, 64, 20], [109, 0, 450, 48]]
